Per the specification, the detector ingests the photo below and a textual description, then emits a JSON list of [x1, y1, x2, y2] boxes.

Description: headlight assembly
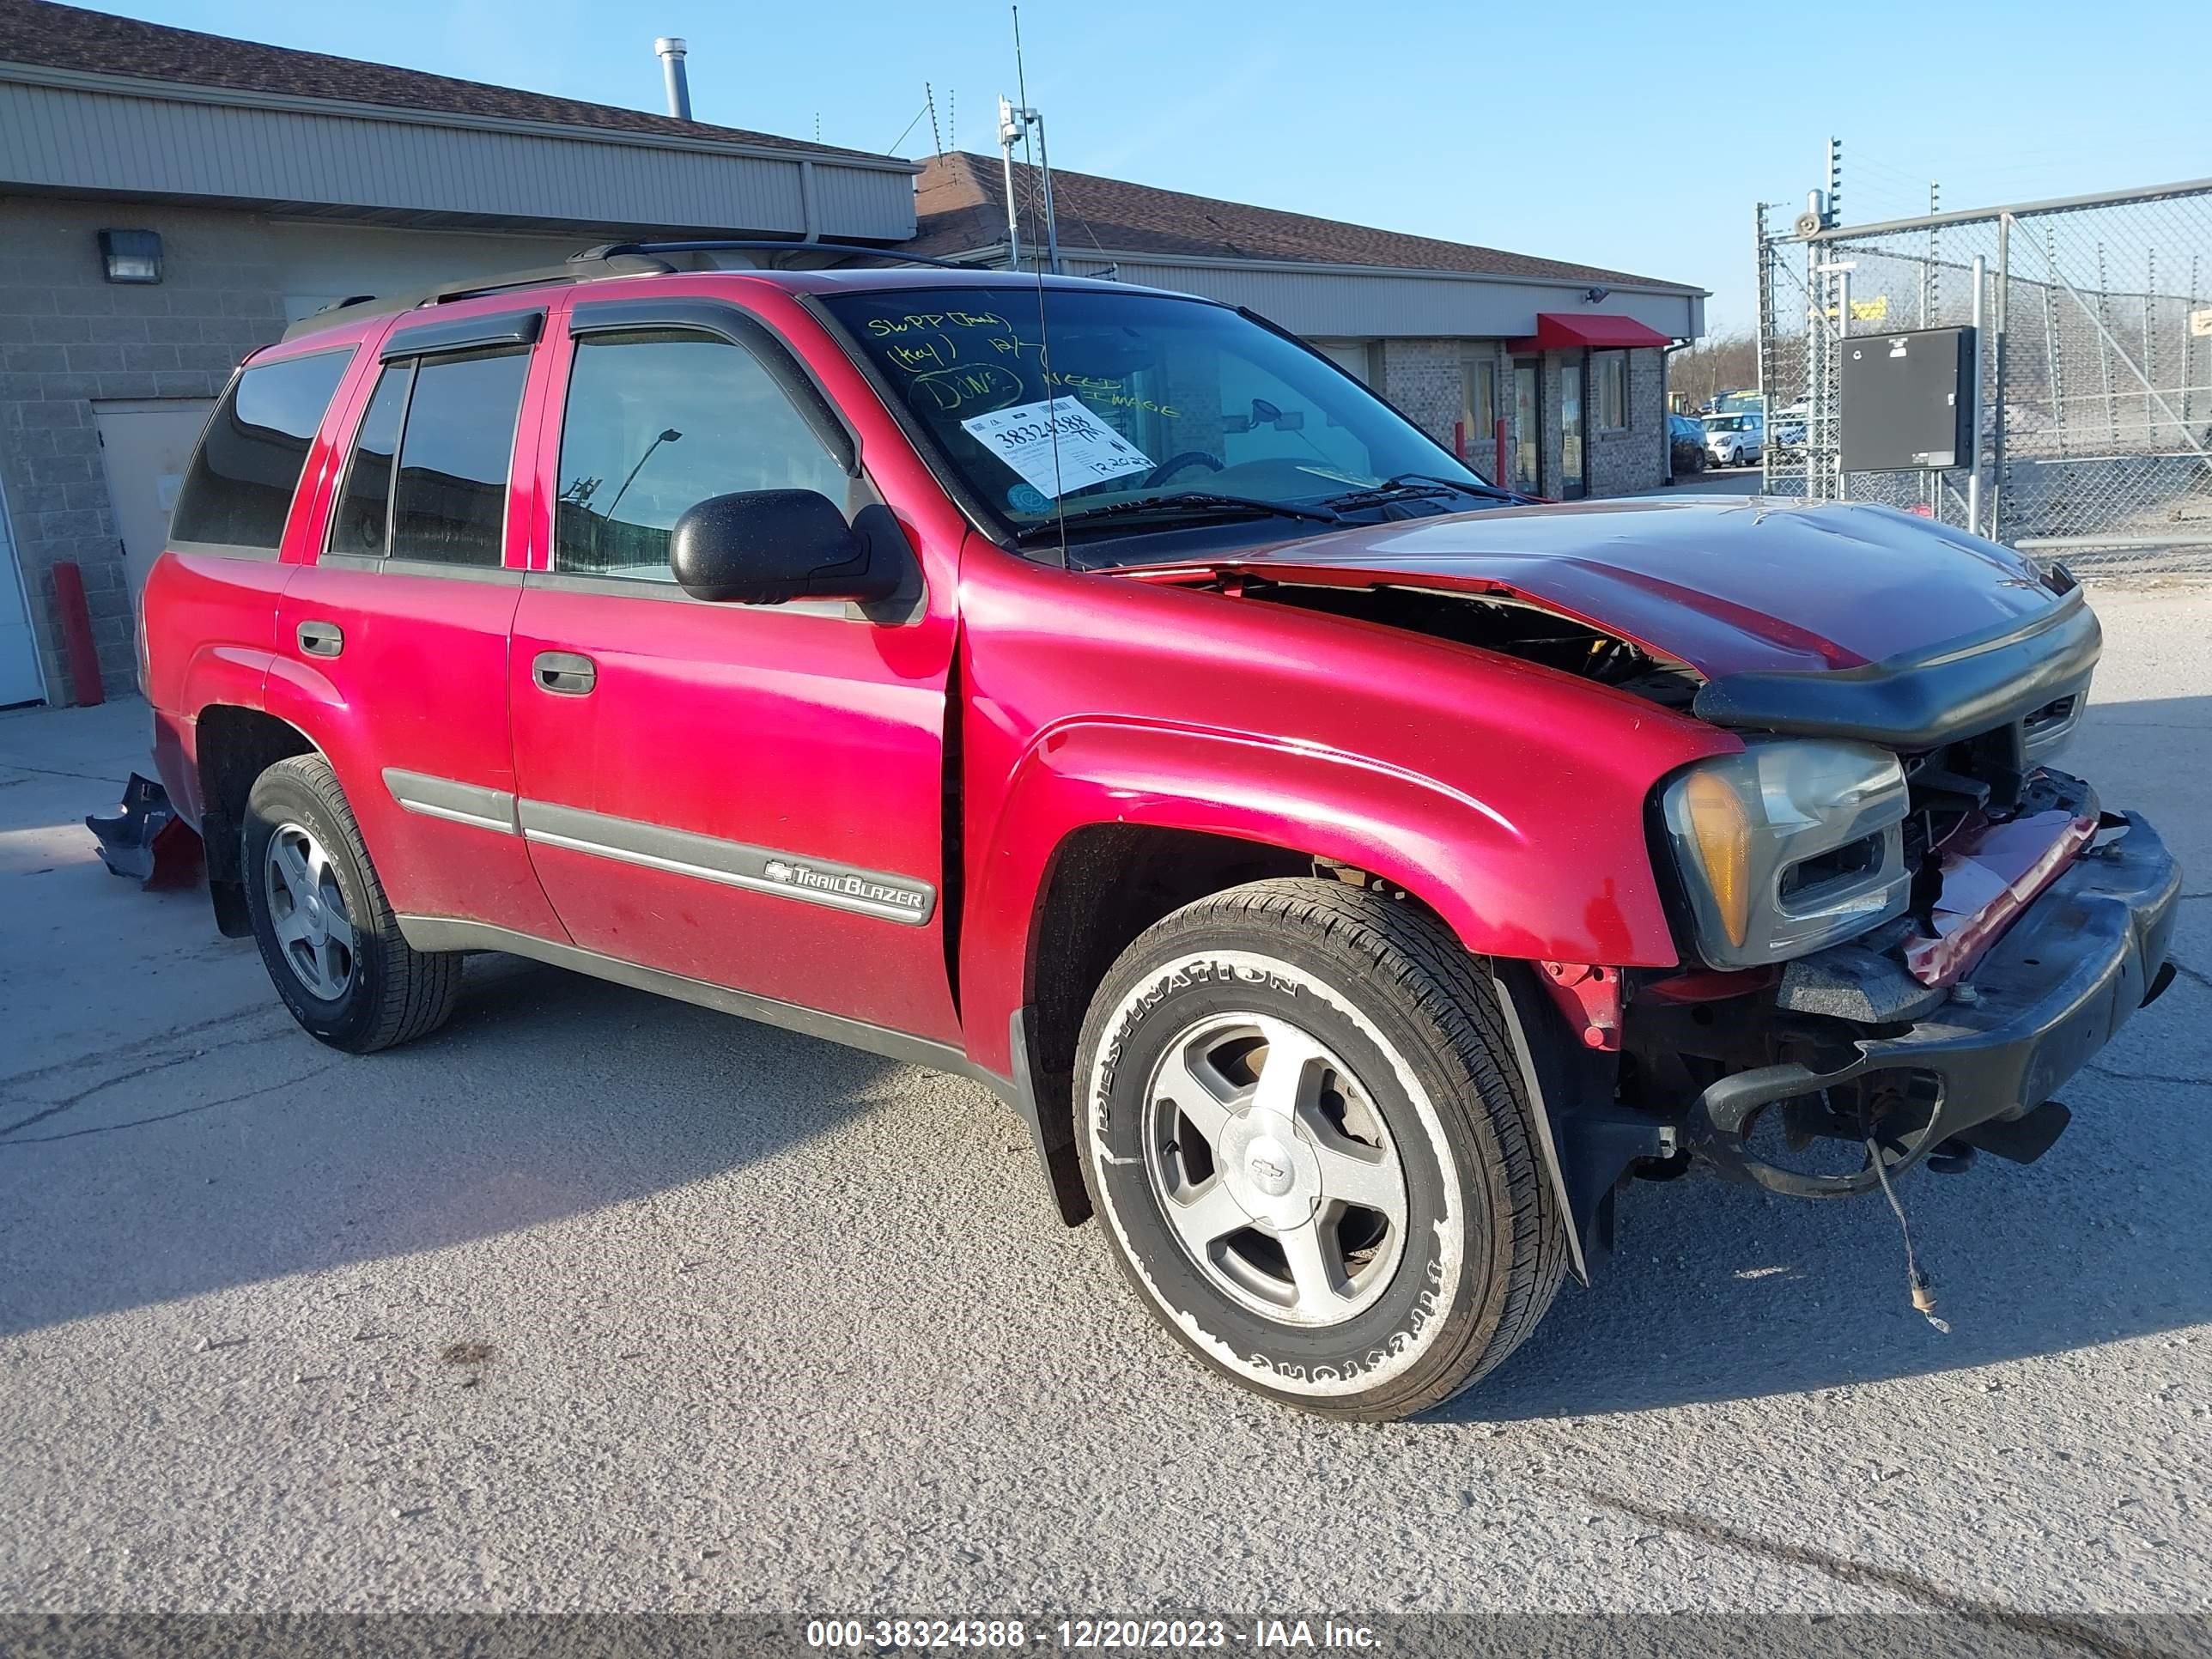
[[1660, 738, 1911, 969]]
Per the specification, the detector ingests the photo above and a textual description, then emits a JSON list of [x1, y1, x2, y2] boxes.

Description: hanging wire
[[1869, 1138, 1950, 1334]]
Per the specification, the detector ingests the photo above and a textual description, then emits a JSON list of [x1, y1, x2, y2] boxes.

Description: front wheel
[[1075, 879, 1567, 1419], [242, 755, 462, 1054]]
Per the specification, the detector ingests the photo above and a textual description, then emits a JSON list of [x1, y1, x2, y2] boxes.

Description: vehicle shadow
[[0, 952, 943, 1340], [1455, 1066, 2212, 1420], [3, 690, 2203, 1411]]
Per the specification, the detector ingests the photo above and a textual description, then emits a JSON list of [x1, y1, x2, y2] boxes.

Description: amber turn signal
[[1680, 767, 1753, 947]]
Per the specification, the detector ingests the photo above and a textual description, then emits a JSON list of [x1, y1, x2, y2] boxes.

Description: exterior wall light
[[98, 229, 163, 284]]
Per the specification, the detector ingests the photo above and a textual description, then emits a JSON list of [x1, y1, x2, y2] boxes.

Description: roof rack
[[278, 240, 977, 343], [280, 253, 674, 342], [572, 239, 973, 270]]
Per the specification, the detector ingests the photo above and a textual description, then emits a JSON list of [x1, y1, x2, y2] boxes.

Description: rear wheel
[[242, 755, 462, 1054], [1075, 878, 1567, 1420]]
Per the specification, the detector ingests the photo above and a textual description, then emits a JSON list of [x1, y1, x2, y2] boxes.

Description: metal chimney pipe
[[654, 37, 691, 121]]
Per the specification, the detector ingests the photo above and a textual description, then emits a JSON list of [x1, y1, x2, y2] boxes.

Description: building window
[[1462, 353, 1498, 471], [1595, 349, 1630, 432], [1310, 339, 1377, 386]]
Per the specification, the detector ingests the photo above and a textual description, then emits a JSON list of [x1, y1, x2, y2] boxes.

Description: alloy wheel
[[263, 820, 357, 1000], [1142, 1012, 1410, 1327]]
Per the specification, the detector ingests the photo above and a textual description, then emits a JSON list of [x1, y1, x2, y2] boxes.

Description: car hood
[[1160, 495, 2067, 680]]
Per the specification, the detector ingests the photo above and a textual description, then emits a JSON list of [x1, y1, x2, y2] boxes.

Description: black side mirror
[[668, 489, 897, 605]]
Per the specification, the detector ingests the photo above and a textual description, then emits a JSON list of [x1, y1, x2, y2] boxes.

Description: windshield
[[820, 286, 1492, 558], [1704, 414, 1753, 432]]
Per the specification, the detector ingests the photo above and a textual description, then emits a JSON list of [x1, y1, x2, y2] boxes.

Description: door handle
[[296, 621, 344, 659], [533, 651, 597, 696]]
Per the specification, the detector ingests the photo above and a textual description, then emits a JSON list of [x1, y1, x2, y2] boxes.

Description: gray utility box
[[1839, 325, 1977, 472]]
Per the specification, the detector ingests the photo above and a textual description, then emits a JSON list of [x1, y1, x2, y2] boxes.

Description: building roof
[[912, 151, 1699, 292], [0, 0, 903, 163]]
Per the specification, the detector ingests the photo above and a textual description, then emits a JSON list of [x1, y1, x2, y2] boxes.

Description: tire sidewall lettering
[[1085, 947, 1474, 1401]]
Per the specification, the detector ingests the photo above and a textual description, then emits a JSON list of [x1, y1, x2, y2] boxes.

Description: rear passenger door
[[267, 307, 567, 941], [505, 297, 960, 1046]]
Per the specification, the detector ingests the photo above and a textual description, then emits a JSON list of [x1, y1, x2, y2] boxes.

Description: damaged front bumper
[[1688, 810, 2181, 1197]]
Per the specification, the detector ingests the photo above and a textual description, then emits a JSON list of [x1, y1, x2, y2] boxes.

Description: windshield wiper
[[1321, 473, 1522, 510], [1014, 492, 1346, 542]]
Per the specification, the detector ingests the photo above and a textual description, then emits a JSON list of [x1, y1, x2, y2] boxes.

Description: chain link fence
[[1755, 179, 2212, 574]]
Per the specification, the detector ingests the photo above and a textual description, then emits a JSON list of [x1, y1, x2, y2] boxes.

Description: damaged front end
[[1604, 579, 2182, 1218], [1629, 773, 2179, 1201], [1518, 580, 2179, 1276]]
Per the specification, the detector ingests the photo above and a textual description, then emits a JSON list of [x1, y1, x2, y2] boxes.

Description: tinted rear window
[[170, 349, 353, 551]]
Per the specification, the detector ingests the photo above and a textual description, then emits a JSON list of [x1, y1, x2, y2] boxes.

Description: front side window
[[388, 349, 530, 567], [553, 331, 851, 581], [171, 349, 353, 551], [819, 287, 1491, 566]]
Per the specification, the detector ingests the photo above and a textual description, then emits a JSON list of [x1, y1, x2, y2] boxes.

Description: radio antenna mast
[[997, 6, 1060, 275]]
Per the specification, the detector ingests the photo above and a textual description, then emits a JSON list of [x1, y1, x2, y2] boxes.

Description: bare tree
[[1667, 331, 1760, 410]]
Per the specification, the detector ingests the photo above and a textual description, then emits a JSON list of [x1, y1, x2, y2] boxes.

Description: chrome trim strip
[[514, 799, 935, 926], [391, 915, 999, 1091], [381, 769, 519, 836]]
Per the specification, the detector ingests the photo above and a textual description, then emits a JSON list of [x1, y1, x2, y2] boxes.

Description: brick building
[[908, 154, 1705, 506], [0, 0, 918, 705], [0, 0, 1705, 709]]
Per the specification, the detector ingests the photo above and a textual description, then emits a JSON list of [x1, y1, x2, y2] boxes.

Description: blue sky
[[96, 0, 2211, 332]]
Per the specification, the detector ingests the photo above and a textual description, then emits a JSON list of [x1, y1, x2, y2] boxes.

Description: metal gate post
[[1754, 203, 1773, 493], [1991, 214, 2010, 542], [1835, 267, 1851, 501], [1968, 254, 1986, 538]]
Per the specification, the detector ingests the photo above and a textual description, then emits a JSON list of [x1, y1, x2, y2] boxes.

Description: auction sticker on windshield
[[960, 397, 1154, 500]]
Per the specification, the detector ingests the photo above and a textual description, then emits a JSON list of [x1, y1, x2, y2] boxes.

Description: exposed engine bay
[[1202, 575, 1706, 707]]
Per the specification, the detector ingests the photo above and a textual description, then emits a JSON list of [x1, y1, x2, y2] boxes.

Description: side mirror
[[668, 489, 897, 605]]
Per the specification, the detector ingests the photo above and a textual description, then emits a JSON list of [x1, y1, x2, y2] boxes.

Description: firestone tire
[[1075, 878, 1568, 1420], [241, 755, 462, 1054]]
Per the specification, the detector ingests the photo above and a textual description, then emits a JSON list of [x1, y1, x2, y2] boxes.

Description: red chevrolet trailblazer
[[139, 249, 2181, 1419]]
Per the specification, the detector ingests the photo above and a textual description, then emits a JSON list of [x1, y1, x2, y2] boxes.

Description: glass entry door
[[1511, 358, 1540, 494], [1558, 351, 1587, 499]]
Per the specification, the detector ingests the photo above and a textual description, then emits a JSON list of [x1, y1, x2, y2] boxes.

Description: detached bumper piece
[[86, 773, 204, 890], [1689, 810, 2180, 1197]]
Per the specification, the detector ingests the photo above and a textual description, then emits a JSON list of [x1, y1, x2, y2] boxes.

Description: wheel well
[[195, 705, 315, 936], [1017, 825, 1315, 1218]]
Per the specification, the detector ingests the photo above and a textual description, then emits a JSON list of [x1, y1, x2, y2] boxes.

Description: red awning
[[1508, 313, 1674, 353]]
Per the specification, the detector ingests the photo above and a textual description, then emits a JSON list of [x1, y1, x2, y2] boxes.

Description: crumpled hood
[[1183, 495, 2066, 679]]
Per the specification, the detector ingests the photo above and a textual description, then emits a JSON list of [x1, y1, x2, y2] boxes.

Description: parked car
[[1668, 414, 1708, 476], [142, 255, 2181, 1421], [1703, 411, 1765, 466], [1771, 404, 1809, 448]]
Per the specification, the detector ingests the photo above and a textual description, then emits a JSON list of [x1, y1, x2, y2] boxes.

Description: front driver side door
[[506, 297, 961, 1048]]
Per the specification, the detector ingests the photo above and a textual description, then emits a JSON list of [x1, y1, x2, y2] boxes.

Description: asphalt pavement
[[2, 578, 2208, 1620]]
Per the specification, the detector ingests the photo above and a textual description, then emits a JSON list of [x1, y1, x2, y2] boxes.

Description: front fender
[[959, 714, 1694, 1078]]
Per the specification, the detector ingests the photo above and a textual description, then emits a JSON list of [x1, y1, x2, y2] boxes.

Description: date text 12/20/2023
[[804, 1618, 1382, 1650]]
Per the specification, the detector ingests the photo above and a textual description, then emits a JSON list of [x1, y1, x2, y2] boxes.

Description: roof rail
[[279, 253, 675, 343], [278, 240, 977, 344], [572, 239, 974, 270]]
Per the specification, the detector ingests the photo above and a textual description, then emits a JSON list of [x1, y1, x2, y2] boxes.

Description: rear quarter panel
[[142, 550, 294, 824]]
